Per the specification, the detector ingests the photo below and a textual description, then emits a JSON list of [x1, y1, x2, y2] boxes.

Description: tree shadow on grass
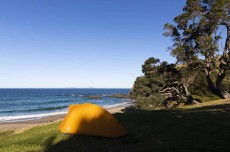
[[45, 104, 230, 152]]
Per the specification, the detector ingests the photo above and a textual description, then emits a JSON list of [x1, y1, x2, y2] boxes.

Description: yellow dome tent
[[59, 103, 127, 138]]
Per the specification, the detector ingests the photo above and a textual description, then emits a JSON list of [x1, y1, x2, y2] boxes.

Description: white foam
[[0, 110, 68, 122], [103, 101, 133, 109], [102, 94, 111, 97], [0, 101, 134, 122]]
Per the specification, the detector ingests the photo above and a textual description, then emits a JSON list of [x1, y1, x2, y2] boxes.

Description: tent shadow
[[44, 104, 230, 152]]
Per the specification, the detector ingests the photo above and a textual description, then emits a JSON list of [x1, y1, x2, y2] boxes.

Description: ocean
[[0, 89, 132, 122]]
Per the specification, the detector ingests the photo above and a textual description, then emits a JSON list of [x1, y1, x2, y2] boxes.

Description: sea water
[[0, 89, 132, 122]]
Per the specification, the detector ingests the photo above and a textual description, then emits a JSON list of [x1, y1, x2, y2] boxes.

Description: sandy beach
[[0, 106, 126, 131]]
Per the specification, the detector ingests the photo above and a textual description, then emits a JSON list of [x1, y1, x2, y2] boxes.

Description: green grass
[[0, 122, 69, 152], [1, 101, 230, 152], [192, 94, 222, 102]]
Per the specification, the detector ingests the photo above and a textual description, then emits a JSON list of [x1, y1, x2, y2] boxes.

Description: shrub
[[135, 94, 166, 109], [130, 76, 151, 98]]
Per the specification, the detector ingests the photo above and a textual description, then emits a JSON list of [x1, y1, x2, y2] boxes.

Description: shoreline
[[0, 105, 129, 131]]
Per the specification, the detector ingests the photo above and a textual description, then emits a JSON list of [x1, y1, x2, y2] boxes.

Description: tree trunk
[[214, 24, 230, 99], [204, 66, 220, 95], [205, 71, 230, 98], [183, 84, 199, 104], [225, 26, 230, 55], [205, 73, 217, 92], [216, 73, 230, 98], [218, 89, 230, 99], [186, 95, 200, 104], [204, 52, 230, 98]]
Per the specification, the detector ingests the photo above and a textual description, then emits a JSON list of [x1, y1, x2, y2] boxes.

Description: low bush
[[135, 94, 165, 109]]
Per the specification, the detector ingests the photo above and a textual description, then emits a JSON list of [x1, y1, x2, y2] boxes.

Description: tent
[[59, 103, 127, 138]]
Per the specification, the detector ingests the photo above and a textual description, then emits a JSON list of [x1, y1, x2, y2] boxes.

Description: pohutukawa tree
[[164, 0, 230, 98], [140, 57, 199, 105]]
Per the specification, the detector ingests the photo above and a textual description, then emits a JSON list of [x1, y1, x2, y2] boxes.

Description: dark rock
[[108, 94, 130, 99], [85, 95, 102, 99]]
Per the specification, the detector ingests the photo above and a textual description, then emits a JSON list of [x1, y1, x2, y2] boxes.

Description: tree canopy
[[131, 0, 230, 108], [164, 0, 230, 98]]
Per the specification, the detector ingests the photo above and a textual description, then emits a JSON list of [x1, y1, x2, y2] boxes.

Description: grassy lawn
[[1, 100, 230, 152]]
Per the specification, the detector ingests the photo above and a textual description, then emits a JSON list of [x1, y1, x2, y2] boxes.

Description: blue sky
[[0, 0, 185, 88]]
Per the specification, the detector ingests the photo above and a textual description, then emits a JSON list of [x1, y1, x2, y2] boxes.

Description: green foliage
[[189, 71, 211, 96], [130, 57, 177, 99], [189, 71, 230, 98], [132, 0, 230, 107], [131, 57, 227, 107], [131, 57, 203, 107], [164, 0, 230, 98], [223, 75, 230, 91], [142, 57, 160, 79], [135, 94, 166, 109], [130, 76, 151, 98]]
